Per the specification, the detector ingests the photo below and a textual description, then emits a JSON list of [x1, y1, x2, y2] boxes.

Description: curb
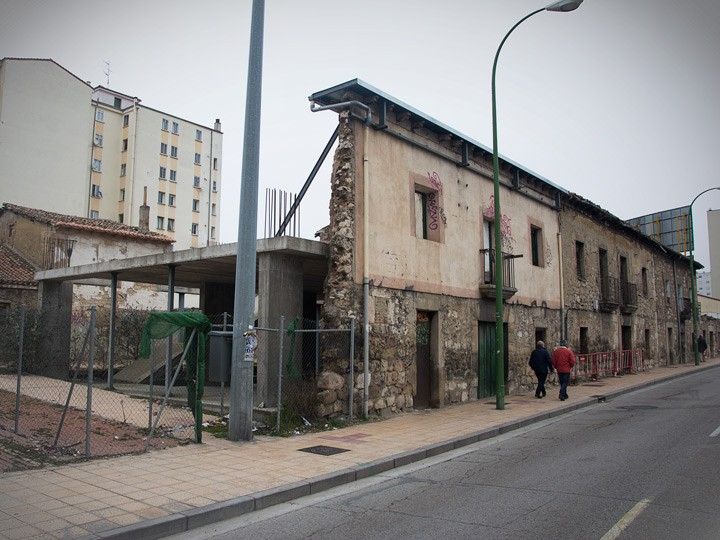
[[100, 362, 720, 539]]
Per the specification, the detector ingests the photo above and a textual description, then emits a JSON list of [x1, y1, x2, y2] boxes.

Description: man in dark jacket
[[552, 339, 576, 401], [528, 341, 553, 398]]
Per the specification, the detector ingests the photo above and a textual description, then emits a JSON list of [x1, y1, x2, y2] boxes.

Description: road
[[174, 368, 720, 540]]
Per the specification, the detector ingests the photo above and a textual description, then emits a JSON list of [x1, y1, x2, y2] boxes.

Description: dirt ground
[[0, 389, 186, 473]]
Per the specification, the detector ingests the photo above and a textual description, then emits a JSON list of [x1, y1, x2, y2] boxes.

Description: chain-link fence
[[0, 305, 198, 473], [208, 315, 355, 436]]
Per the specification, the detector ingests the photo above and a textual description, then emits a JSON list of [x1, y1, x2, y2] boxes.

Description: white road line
[[710, 425, 720, 437], [600, 498, 651, 540]]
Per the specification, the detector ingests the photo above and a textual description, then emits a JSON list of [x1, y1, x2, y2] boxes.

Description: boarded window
[[576, 241, 585, 280], [414, 191, 428, 239], [530, 226, 543, 267]]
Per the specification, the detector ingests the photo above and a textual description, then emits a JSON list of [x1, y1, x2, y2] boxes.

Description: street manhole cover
[[615, 405, 658, 411], [298, 445, 350, 456]]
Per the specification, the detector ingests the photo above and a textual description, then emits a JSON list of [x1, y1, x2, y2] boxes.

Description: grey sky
[[1, 0, 719, 268]]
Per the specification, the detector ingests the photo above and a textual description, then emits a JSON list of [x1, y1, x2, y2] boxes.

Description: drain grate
[[298, 445, 350, 456], [583, 383, 605, 387]]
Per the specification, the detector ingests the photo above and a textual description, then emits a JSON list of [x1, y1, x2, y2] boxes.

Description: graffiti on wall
[[482, 196, 515, 252], [426, 171, 446, 229]]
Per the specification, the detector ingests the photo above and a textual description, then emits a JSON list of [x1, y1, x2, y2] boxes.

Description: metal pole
[[491, 7, 545, 410], [276, 315, 285, 433], [349, 317, 355, 420], [107, 272, 118, 389], [85, 306, 96, 458], [14, 307, 26, 434], [166, 265, 176, 392], [229, 0, 264, 442], [148, 343, 154, 430], [221, 311, 228, 417]]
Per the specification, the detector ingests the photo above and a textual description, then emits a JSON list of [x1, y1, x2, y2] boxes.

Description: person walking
[[552, 339, 576, 401], [698, 334, 708, 361], [528, 341, 553, 398]]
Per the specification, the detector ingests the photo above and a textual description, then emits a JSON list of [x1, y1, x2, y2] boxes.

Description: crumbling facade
[[312, 80, 718, 418]]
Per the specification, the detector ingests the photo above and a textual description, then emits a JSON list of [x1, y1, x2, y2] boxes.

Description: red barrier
[[574, 349, 645, 381]]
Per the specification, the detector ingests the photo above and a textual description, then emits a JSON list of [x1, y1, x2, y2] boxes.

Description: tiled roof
[[0, 244, 37, 287], [2, 204, 173, 244]]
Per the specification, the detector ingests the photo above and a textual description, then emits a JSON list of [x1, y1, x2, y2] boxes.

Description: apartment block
[[0, 57, 222, 249]]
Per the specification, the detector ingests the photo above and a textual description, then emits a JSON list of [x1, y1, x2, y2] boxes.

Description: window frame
[[161, 118, 169, 131], [191, 223, 198, 236], [575, 240, 585, 280], [192, 199, 200, 213], [196, 129, 202, 141], [170, 145, 178, 159], [168, 193, 176, 207], [91, 158, 102, 173], [157, 216, 165, 230], [159, 166, 167, 180], [171, 121, 179, 135], [167, 218, 175, 232], [160, 142, 168, 155], [123, 114, 129, 127], [194, 153, 201, 165], [530, 224, 544, 267], [169, 169, 177, 182], [158, 191, 165, 205]]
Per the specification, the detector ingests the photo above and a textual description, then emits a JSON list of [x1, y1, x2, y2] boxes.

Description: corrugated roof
[[2, 203, 173, 244], [0, 244, 37, 287], [308, 78, 568, 195]]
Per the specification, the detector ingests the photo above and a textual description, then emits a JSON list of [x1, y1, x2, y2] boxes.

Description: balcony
[[620, 281, 638, 314], [599, 275, 619, 312], [479, 249, 518, 301], [679, 297, 692, 320], [42, 236, 76, 270]]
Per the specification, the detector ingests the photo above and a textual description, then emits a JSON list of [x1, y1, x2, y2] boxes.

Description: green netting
[[139, 311, 211, 443]]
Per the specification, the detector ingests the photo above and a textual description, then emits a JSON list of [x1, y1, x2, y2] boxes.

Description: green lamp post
[[491, 0, 583, 409], [688, 187, 720, 366]]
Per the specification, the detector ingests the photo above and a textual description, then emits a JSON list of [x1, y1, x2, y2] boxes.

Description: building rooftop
[[0, 244, 37, 287], [2, 203, 174, 244]]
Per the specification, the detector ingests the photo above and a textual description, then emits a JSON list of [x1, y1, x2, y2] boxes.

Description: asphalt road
[[175, 368, 720, 540]]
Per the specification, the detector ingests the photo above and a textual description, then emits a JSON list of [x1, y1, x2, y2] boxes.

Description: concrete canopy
[[34, 236, 329, 292]]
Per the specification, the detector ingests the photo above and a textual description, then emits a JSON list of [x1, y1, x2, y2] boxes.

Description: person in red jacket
[[552, 339, 576, 401]]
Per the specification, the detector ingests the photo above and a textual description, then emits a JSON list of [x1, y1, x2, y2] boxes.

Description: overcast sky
[[2, 0, 719, 269]]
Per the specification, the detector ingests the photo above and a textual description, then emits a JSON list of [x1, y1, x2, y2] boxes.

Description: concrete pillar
[[36, 281, 73, 379], [256, 252, 303, 407]]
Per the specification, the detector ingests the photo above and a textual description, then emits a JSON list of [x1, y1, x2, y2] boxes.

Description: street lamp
[[491, 0, 583, 410], [688, 187, 720, 366]]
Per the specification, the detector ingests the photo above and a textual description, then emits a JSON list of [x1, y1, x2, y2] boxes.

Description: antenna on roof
[[104, 60, 111, 86]]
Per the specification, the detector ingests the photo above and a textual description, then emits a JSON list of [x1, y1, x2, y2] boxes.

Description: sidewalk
[[1, 359, 718, 540]]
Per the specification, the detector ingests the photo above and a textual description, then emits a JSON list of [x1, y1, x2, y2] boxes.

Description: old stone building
[[309, 79, 719, 418]]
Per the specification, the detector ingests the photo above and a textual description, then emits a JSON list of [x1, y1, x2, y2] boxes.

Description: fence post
[[276, 316, 285, 433], [348, 317, 355, 420], [14, 307, 26, 434], [85, 306, 97, 458], [148, 352, 154, 430]]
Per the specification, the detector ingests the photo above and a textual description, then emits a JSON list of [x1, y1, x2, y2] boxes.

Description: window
[[157, 216, 165, 230], [167, 218, 175, 232], [665, 279, 672, 300], [92, 158, 102, 172], [213, 157, 218, 170], [90, 210, 99, 219], [159, 166, 167, 179], [91, 184, 103, 198], [192, 199, 200, 212], [196, 129, 202, 141], [191, 223, 198, 235], [172, 121, 179, 134], [212, 180, 217, 192], [168, 194, 176, 207], [169, 169, 177, 182], [414, 190, 428, 240], [579, 327, 589, 354], [113, 97, 122, 108], [123, 114, 129, 127], [193, 176, 201, 188], [161, 118, 169, 131], [160, 142, 168, 155], [122, 138, 128, 152], [530, 225, 544, 267], [211, 203, 216, 216], [95, 109, 104, 122], [575, 241, 585, 280], [641, 267, 649, 296], [644, 328, 651, 356], [170, 145, 178, 158], [211, 226, 216, 239], [94, 133, 103, 147], [119, 188, 125, 201], [118, 213, 124, 223], [158, 191, 165, 205], [194, 153, 201, 165]]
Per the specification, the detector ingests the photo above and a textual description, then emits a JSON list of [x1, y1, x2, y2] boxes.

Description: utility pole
[[228, 0, 265, 441]]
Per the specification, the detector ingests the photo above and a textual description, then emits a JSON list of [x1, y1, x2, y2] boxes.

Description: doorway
[[477, 321, 508, 399], [415, 311, 433, 408], [579, 327, 589, 355], [621, 325, 632, 371]]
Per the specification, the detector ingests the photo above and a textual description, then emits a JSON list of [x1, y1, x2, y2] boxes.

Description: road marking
[[710, 425, 720, 437], [600, 498, 651, 540]]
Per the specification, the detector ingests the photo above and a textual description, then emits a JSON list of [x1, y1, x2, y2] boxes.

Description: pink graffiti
[[427, 171, 443, 192], [483, 196, 514, 250]]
